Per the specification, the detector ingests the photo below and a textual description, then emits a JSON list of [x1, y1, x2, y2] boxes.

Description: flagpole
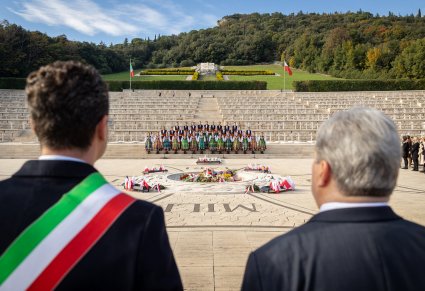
[[283, 62, 286, 91]]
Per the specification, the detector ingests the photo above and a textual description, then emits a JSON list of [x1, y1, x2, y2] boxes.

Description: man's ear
[[96, 115, 108, 141], [317, 160, 332, 187]]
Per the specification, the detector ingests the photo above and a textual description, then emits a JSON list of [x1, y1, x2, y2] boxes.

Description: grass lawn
[[102, 71, 188, 81], [223, 64, 340, 90], [102, 64, 341, 89]]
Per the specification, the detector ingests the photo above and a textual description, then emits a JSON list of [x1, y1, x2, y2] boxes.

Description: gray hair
[[315, 107, 401, 197]]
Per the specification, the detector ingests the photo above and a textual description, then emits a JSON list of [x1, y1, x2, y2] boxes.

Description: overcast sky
[[1, 0, 424, 44]]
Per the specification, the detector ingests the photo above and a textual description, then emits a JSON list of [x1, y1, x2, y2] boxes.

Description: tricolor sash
[[0, 172, 135, 291]]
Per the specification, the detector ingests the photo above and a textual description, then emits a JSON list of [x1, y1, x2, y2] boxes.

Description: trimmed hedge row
[[192, 72, 199, 80], [0, 77, 266, 90], [216, 72, 224, 80], [140, 69, 195, 75], [294, 79, 425, 92], [0, 78, 27, 89], [220, 70, 275, 75], [107, 80, 266, 91]]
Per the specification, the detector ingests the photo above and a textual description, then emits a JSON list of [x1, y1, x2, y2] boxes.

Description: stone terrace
[[1, 89, 424, 144]]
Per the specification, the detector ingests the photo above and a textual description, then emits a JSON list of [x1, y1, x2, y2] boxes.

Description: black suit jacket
[[0, 160, 182, 291], [402, 142, 409, 158], [411, 142, 419, 159], [242, 207, 425, 291]]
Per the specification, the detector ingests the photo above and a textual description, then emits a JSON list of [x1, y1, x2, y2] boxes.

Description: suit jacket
[[402, 142, 409, 158], [0, 160, 182, 291], [242, 207, 425, 291], [411, 142, 419, 159]]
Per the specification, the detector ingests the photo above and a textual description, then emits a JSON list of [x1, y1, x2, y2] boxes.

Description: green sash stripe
[[0, 172, 107, 285]]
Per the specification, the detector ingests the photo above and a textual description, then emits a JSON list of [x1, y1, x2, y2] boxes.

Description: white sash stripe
[[1, 184, 121, 291]]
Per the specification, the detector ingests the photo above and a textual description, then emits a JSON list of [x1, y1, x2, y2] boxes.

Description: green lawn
[[102, 71, 188, 81], [222, 64, 340, 90], [102, 64, 340, 90]]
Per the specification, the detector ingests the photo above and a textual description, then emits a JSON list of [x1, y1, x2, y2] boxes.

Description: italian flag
[[130, 61, 134, 78], [284, 61, 293, 76], [0, 172, 135, 290]]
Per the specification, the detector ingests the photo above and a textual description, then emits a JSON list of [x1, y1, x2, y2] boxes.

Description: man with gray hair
[[241, 107, 425, 291]]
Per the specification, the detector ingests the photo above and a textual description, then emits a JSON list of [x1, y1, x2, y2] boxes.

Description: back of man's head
[[26, 61, 109, 150], [315, 107, 400, 197]]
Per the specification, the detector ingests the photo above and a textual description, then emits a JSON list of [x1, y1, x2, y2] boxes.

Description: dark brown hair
[[26, 61, 109, 150]]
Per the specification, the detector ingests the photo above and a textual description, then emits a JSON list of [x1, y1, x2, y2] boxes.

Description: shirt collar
[[320, 202, 389, 213], [39, 155, 87, 164]]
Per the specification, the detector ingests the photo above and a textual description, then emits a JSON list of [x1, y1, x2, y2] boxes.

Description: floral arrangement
[[196, 156, 222, 164], [245, 164, 270, 173], [143, 165, 167, 173], [180, 168, 236, 182]]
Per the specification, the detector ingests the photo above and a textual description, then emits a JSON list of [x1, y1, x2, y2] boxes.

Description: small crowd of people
[[401, 135, 425, 172], [144, 121, 267, 154]]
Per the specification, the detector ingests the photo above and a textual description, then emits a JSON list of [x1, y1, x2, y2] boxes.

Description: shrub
[[192, 72, 199, 80], [294, 79, 425, 92], [0, 78, 27, 89], [220, 70, 275, 76], [216, 72, 224, 80], [116, 80, 266, 90]]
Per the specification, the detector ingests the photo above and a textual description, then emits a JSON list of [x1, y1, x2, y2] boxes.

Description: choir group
[[144, 121, 267, 154]]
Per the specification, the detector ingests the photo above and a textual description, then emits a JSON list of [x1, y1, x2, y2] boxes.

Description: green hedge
[[192, 72, 199, 80], [216, 72, 224, 80], [140, 69, 195, 75], [0, 78, 27, 89], [107, 80, 266, 91], [294, 79, 425, 92], [220, 70, 275, 76]]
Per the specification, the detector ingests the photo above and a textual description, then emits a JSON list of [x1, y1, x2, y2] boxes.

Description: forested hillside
[[1, 10, 425, 78]]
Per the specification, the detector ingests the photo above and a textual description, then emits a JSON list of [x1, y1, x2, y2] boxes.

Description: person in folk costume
[[224, 122, 230, 135], [217, 121, 223, 133], [242, 132, 249, 153], [191, 121, 197, 133], [162, 133, 171, 153], [216, 133, 225, 152], [183, 122, 189, 132], [190, 132, 198, 152], [246, 127, 252, 137], [178, 126, 184, 140], [160, 126, 167, 138], [153, 133, 162, 153], [197, 121, 203, 131], [203, 130, 210, 149], [249, 132, 256, 153], [197, 131, 206, 152], [171, 133, 180, 153], [232, 122, 238, 134], [181, 133, 189, 153], [174, 122, 179, 132], [209, 132, 217, 153], [232, 132, 241, 153], [258, 132, 267, 152], [145, 132, 153, 153], [210, 121, 216, 132], [225, 132, 233, 153], [130, 176, 136, 191], [169, 127, 175, 137], [203, 121, 210, 132]]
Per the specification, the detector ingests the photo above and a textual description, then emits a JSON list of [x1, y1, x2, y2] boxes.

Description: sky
[[1, 0, 424, 44]]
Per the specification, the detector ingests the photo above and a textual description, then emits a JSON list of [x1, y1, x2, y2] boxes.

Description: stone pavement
[[1, 158, 424, 290]]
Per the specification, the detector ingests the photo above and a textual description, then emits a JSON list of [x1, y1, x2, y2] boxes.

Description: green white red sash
[[0, 172, 135, 290]]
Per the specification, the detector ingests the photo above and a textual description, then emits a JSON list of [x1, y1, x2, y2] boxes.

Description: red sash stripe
[[28, 193, 135, 291]]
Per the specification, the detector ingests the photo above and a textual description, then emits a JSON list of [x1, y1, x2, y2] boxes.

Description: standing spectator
[[411, 136, 419, 171], [0, 61, 182, 290], [241, 107, 425, 291], [402, 136, 409, 169]]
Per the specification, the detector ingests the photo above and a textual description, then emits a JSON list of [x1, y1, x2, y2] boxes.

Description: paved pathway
[[1, 158, 424, 290]]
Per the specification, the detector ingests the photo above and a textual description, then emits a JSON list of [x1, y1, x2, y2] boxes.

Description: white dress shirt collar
[[320, 202, 389, 213], [39, 155, 87, 164]]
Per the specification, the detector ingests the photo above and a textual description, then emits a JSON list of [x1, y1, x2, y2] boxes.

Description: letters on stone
[[164, 203, 258, 213]]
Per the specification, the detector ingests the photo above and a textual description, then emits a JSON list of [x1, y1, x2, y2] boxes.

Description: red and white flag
[[283, 61, 293, 76]]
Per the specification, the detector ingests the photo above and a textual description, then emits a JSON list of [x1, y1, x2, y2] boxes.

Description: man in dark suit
[[0, 61, 182, 290], [402, 135, 409, 169], [242, 107, 425, 291]]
